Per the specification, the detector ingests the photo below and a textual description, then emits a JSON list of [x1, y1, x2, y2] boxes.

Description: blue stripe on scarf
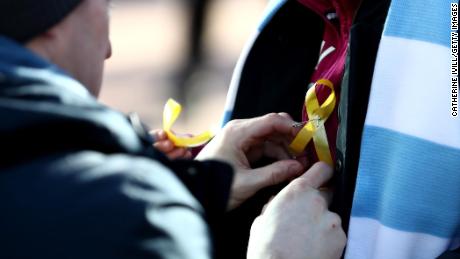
[[384, 0, 452, 47], [221, 110, 232, 127], [352, 126, 460, 238]]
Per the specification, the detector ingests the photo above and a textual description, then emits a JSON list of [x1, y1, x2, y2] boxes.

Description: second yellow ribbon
[[163, 99, 215, 147], [289, 79, 336, 166]]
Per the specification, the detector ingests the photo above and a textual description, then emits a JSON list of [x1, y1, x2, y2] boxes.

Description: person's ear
[[25, 25, 67, 65], [41, 25, 63, 42]]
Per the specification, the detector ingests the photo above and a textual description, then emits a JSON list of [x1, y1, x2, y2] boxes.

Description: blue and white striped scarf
[[345, 0, 460, 258]]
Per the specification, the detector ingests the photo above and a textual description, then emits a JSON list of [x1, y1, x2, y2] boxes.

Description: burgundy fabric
[[296, 0, 360, 164]]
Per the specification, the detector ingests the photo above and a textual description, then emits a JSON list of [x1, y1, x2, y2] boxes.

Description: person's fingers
[[295, 155, 309, 169], [184, 150, 193, 159], [154, 140, 175, 153], [246, 133, 296, 161], [324, 211, 343, 231], [166, 148, 188, 160], [229, 114, 297, 146], [324, 212, 347, 253], [150, 130, 160, 140], [158, 130, 168, 140], [246, 141, 292, 162], [296, 162, 333, 189], [278, 112, 293, 120], [250, 160, 304, 190], [318, 188, 334, 205], [150, 130, 167, 141], [266, 133, 296, 148], [261, 195, 276, 215], [263, 141, 292, 160]]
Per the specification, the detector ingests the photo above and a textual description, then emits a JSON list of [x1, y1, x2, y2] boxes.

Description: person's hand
[[151, 130, 192, 160], [196, 113, 305, 210], [247, 162, 346, 259]]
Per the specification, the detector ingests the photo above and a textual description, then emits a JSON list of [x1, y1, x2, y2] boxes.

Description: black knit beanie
[[0, 0, 84, 43]]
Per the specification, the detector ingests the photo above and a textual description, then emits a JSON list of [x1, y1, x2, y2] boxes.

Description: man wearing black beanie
[[0, 1, 347, 259], [0, 0, 111, 96]]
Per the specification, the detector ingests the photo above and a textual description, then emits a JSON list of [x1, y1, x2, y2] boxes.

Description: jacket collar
[[0, 36, 91, 99], [0, 36, 155, 169]]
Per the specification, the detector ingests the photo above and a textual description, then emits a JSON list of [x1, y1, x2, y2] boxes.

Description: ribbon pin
[[289, 79, 336, 166], [163, 99, 215, 147]]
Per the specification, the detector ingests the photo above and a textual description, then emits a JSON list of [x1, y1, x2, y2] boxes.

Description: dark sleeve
[[0, 154, 213, 259], [437, 247, 460, 259], [115, 159, 213, 259], [167, 160, 234, 223]]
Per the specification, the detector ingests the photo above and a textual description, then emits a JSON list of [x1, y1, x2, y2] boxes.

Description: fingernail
[[314, 162, 333, 173]]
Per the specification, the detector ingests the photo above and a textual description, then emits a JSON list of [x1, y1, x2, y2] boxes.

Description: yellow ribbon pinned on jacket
[[289, 79, 336, 166], [163, 99, 214, 147]]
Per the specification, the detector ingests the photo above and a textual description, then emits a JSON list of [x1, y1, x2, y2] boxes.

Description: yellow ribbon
[[163, 99, 214, 147], [289, 79, 336, 166]]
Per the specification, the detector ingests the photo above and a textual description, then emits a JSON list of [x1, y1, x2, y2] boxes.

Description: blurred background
[[100, 0, 268, 134]]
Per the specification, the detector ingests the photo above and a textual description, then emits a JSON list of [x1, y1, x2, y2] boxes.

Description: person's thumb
[[251, 160, 304, 190], [297, 162, 333, 189]]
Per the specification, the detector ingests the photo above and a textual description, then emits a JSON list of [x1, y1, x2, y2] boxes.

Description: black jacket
[[0, 36, 233, 259]]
